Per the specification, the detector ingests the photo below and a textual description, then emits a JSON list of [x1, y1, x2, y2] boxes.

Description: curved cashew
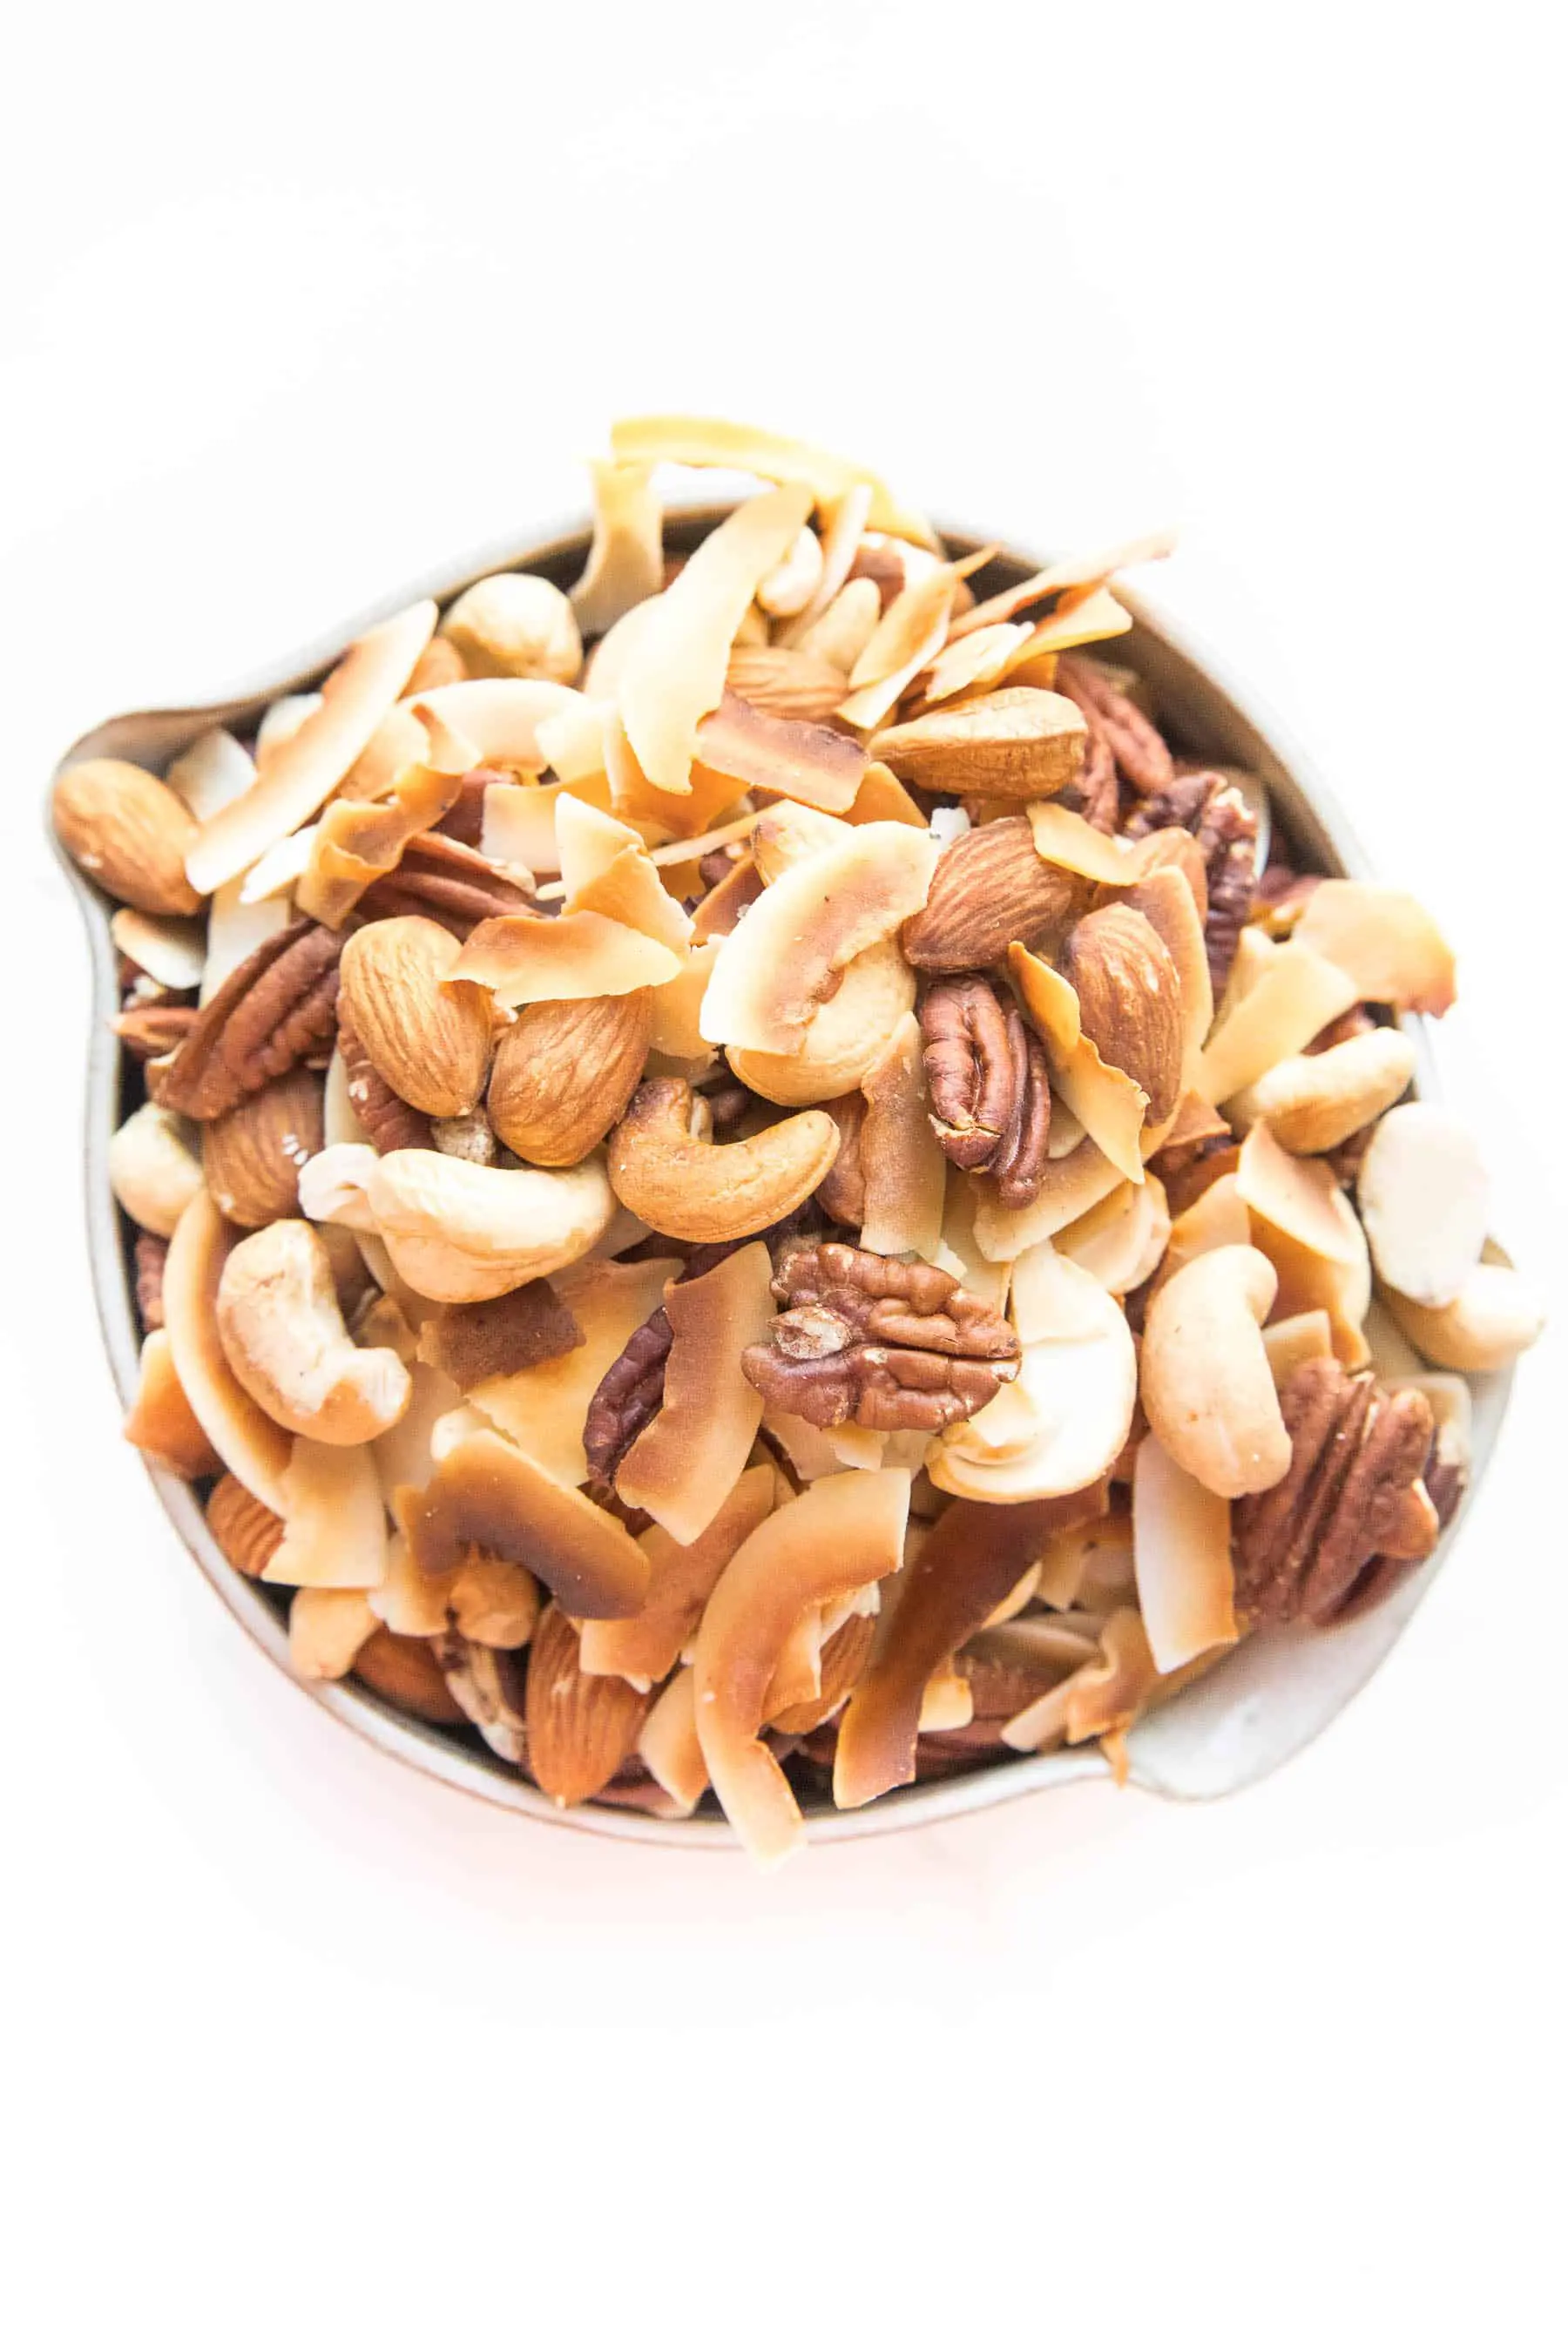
[[607, 1077, 838, 1244], [728, 939, 916, 1106], [1228, 1028, 1416, 1155], [107, 1102, 204, 1239], [1382, 1260, 1545, 1373], [216, 1220, 413, 1443], [1140, 1243, 1291, 1497], [301, 1144, 615, 1302]]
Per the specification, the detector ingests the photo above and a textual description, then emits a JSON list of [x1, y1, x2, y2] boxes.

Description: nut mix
[[63, 413, 1547, 1867]]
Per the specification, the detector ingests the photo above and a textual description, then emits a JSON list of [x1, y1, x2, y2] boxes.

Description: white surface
[[3, 5, 1563, 2346]]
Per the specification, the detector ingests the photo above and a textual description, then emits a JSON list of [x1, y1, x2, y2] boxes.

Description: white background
[[4, 5, 1564, 2345]]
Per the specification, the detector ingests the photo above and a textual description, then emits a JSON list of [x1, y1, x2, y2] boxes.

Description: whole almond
[[902, 816, 1091, 970], [203, 1065, 325, 1227], [338, 916, 493, 1119], [353, 1628, 469, 1725], [526, 1605, 654, 1807], [206, 1472, 285, 1579], [725, 644, 848, 721], [53, 760, 203, 916], [871, 687, 1088, 801], [488, 990, 652, 1166], [1060, 902, 1183, 1124]]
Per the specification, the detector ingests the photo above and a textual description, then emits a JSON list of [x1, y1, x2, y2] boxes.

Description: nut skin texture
[[919, 975, 1051, 1207], [206, 1472, 285, 1579], [355, 1629, 469, 1726], [338, 916, 493, 1119], [488, 991, 652, 1166], [335, 997, 434, 1153], [53, 759, 203, 916], [1055, 655, 1175, 799], [154, 919, 342, 1121], [608, 1077, 840, 1245], [202, 1066, 325, 1228], [741, 1240, 1021, 1433], [869, 687, 1088, 801], [1232, 1359, 1436, 1625], [1059, 902, 1183, 1125], [902, 816, 1091, 972], [357, 833, 535, 933], [525, 1605, 655, 1808]]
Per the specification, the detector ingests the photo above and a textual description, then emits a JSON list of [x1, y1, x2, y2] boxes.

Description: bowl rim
[[52, 504, 1507, 1849]]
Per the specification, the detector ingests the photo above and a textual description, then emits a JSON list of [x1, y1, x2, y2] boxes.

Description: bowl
[[54, 508, 1516, 1846]]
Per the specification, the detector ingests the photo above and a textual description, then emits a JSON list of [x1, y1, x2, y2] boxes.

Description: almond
[[487, 990, 652, 1166], [725, 643, 848, 721], [337, 916, 493, 1119], [902, 815, 1091, 971], [1060, 902, 1183, 1125], [202, 1066, 325, 1227], [870, 687, 1087, 801], [206, 1472, 285, 1579], [53, 759, 203, 916], [525, 1605, 655, 1806], [353, 1627, 469, 1725]]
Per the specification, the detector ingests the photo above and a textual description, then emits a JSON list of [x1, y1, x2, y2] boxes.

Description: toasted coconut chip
[[609, 416, 937, 548], [1008, 945, 1149, 1185], [1033, 1511, 1133, 1610], [771, 1607, 879, 1735], [554, 793, 693, 955], [199, 877, 294, 1003], [256, 694, 324, 764], [112, 909, 206, 991], [1200, 940, 1359, 1105], [833, 1484, 1107, 1808], [636, 1667, 710, 1815], [288, 1586, 378, 1680], [858, 1011, 947, 1260], [1056, 1172, 1171, 1295], [579, 1465, 776, 1689], [1291, 881, 1456, 1016], [1153, 1090, 1233, 1163], [534, 697, 612, 787], [581, 599, 664, 706], [188, 602, 436, 894], [1152, 1172, 1252, 1297], [476, 779, 564, 876], [994, 588, 1134, 681], [371, 1359, 463, 1517], [776, 482, 875, 645], [295, 764, 463, 928], [1237, 1122, 1364, 1269], [950, 531, 1176, 641], [237, 825, 316, 905], [472, 1256, 679, 1490], [751, 801, 849, 880], [971, 1135, 1124, 1260], [1131, 1434, 1237, 1673], [693, 690, 868, 815], [267, 1437, 388, 1591], [396, 1429, 650, 1619], [934, 1173, 1013, 1310], [762, 1605, 827, 1720], [601, 704, 754, 838], [693, 1468, 911, 1864], [617, 1245, 774, 1544], [916, 623, 1035, 706], [700, 823, 936, 1056], [837, 570, 956, 729], [928, 1246, 1138, 1505], [843, 760, 927, 828], [727, 937, 916, 1105], [617, 483, 814, 794], [571, 458, 664, 637], [647, 943, 720, 1065], [1356, 1101, 1490, 1309], [1026, 801, 1159, 884], [409, 698, 483, 777], [1001, 1605, 1157, 1751], [162, 1191, 292, 1512], [344, 678, 586, 802], [167, 727, 255, 821], [1262, 1309, 1335, 1385], [123, 1328, 223, 1480], [452, 910, 680, 1003], [916, 1666, 974, 1732]]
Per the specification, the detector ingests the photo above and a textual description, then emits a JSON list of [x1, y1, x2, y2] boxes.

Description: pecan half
[[1056, 653, 1174, 799], [1232, 1359, 1436, 1625], [1057, 715, 1119, 831], [114, 1000, 200, 1059], [1127, 772, 1259, 996], [357, 832, 536, 934], [580, 1233, 766, 1483], [919, 974, 1050, 1206], [740, 1240, 1020, 1433], [336, 997, 435, 1153], [133, 1230, 167, 1330], [152, 918, 342, 1120], [816, 1092, 868, 1226], [433, 767, 512, 849]]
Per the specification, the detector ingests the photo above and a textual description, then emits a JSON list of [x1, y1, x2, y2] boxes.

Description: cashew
[[440, 572, 582, 685], [1356, 1101, 1490, 1308], [607, 1078, 839, 1244], [728, 939, 916, 1105], [107, 1102, 204, 1239], [1227, 1028, 1416, 1154], [756, 524, 825, 618], [1139, 1243, 1292, 1497], [216, 1220, 413, 1443], [300, 1144, 616, 1302], [1382, 1259, 1546, 1373]]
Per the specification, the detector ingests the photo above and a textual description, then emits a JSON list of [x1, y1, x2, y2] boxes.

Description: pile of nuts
[[60, 416, 1546, 1865]]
